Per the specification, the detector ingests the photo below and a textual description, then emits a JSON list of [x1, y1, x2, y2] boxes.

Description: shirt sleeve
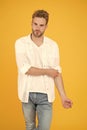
[[15, 40, 31, 74], [53, 43, 62, 73]]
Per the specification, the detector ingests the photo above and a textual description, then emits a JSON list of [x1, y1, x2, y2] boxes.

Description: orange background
[[0, 0, 87, 130]]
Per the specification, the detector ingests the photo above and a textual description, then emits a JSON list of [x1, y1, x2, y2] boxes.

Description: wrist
[[60, 94, 67, 100]]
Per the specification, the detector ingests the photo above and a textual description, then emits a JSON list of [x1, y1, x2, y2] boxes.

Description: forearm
[[25, 67, 47, 76], [54, 73, 67, 99], [25, 66, 59, 77]]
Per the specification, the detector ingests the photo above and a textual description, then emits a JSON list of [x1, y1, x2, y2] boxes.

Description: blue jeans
[[22, 92, 52, 130]]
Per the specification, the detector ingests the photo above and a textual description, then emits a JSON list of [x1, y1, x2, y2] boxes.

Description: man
[[15, 10, 72, 130]]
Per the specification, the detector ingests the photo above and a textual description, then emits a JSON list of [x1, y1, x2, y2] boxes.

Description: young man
[[15, 10, 72, 130]]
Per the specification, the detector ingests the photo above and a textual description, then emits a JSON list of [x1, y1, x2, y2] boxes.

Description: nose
[[36, 25, 40, 30]]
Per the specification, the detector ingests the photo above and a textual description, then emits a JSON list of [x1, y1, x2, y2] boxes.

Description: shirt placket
[[42, 48, 49, 93]]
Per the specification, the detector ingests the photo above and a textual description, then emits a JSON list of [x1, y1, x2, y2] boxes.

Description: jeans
[[22, 92, 52, 130]]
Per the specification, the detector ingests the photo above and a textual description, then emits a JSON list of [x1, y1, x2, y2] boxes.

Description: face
[[32, 17, 47, 38]]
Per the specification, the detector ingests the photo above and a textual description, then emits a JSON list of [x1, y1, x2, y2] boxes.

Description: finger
[[63, 102, 72, 108], [64, 104, 72, 109], [65, 100, 73, 105]]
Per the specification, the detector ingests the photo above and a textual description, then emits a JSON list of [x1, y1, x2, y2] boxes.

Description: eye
[[40, 24, 44, 27], [34, 23, 37, 25]]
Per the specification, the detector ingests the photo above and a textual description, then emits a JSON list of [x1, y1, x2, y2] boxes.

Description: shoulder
[[15, 35, 30, 53], [44, 36, 59, 49], [15, 35, 30, 49], [15, 35, 28, 45]]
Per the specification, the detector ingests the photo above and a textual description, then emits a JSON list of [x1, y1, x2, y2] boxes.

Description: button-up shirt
[[15, 35, 62, 103]]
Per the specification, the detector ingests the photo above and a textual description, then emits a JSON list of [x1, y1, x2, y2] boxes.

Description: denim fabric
[[22, 92, 52, 130]]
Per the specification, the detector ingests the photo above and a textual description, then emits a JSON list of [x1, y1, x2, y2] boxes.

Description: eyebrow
[[34, 22, 45, 26], [40, 24, 44, 26]]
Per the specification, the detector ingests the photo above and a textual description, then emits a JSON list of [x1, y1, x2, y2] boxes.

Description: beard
[[32, 29, 44, 38]]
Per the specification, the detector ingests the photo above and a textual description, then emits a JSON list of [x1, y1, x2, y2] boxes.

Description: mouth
[[35, 30, 41, 35], [32, 29, 43, 37], [35, 30, 40, 33]]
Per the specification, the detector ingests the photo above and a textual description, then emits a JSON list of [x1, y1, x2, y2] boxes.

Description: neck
[[31, 34, 44, 46]]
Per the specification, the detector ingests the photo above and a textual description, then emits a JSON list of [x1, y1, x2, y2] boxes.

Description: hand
[[46, 69, 59, 78], [61, 97, 73, 109]]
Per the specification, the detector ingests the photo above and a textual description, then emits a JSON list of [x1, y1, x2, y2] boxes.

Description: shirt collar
[[27, 34, 46, 47]]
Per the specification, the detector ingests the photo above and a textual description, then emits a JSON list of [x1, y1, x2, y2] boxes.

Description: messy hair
[[32, 10, 49, 24]]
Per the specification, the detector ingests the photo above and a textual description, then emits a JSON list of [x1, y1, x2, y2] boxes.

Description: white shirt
[[15, 35, 62, 103]]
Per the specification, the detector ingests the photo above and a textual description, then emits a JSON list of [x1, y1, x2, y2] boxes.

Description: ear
[[46, 24, 48, 29], [31, 19, 33, 26]]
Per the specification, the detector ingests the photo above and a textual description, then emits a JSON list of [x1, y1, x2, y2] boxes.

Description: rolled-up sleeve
[[15, 40, 31, 74]]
